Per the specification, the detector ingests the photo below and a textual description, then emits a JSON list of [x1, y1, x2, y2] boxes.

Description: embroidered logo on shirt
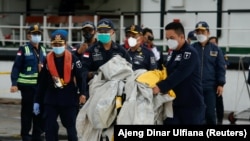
[[175, 54, 182, 61], [76, 60, 82, 68], [210, 51, 218, 56], [94, 47, 99, 53], [183, 52, 191, 59]]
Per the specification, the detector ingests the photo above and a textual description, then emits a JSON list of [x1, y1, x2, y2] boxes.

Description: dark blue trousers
[[203, 87, 217, 125], [44, 105, 78, 141], [19, 85, 44, 141], [216, 95, 224, 124], [164, 105, 205, 125]]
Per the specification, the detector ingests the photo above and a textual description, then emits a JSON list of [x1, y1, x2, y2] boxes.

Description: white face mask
[[196, 34, 207, 43], [31, 35, 41, 44], [167, 39, 178, 50], [128, 37, 137, 47]]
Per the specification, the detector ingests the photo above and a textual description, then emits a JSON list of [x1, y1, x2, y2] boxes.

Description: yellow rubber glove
[[136, 65, 176, 98]]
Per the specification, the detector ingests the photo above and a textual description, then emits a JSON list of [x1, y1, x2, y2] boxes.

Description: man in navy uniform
[[192, 21, 226, 125], [127, 24, 157, 71], [142, 27, 164, 70], [74, 21, 98, 101], [208, 36, 228, 125], [10, 24, 46, 141], [82, 18, 131, 80], [75, 21, 98, 57], [153, 22, 205, 125], [33, 29, 86, 141]]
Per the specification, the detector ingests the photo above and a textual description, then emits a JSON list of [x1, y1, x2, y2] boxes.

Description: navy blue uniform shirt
[[128, 46, 157, 71], [157, 42, 205, 107], [82, 41, 131, 72], [191, 42, 226, 87]]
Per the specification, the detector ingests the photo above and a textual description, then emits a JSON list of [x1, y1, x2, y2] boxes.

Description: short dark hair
[[142, 27, 153, 35], [165, 22, 185, 37], [208, 36, 218, 44]]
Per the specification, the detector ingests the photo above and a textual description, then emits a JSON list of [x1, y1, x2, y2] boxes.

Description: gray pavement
[[0, 99, 67, 141], [0, 100, 21, 141], [0, 99, 250, 141]]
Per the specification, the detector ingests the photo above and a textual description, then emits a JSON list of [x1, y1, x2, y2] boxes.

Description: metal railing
[[0, 10, 250, 53]]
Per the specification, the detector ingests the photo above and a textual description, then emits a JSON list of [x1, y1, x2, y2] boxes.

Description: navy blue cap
[[97, 18, 114, 30], [195, 21, 209, 31], [28, 24, 42, 33], [82, 21, 96, 30], [128, 24, 142, 34], [124, 26, 130, 33], [188, 31, 197, 40], [51, 29, 67, 44]]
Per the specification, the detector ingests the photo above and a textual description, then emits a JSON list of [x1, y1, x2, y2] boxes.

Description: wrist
[[78, 43, 88, 54]]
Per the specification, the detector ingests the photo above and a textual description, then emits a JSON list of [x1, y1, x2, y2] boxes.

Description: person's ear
[[180, 34, 185, 40]]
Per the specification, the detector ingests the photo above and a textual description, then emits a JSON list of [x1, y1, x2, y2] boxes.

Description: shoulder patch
[[76, 60, 82, 68], [183, 52, 191, 59]]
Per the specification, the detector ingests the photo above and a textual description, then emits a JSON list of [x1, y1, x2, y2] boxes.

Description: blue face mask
[[31, 35, 41, 44], [97, 33, 111, 44], [52, 46, 65, 55]]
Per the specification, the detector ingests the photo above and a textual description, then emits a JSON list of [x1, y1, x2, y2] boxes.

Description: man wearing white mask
[[127, 24, 157, 71], [152, 21, 205, 125], [10, 24, 46, 141], [192, 21, 226, 125]]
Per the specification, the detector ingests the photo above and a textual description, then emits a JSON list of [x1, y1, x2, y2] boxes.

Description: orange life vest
[[46, 50, 72, 85]]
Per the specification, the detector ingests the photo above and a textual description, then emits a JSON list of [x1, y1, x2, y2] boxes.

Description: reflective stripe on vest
[[41, 46, 46, 56], [24, 46, 30, 55], [17, 46, 39, 85]]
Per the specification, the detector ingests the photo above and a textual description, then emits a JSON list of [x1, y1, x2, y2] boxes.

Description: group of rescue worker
[[9, 18, 226, 141]]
